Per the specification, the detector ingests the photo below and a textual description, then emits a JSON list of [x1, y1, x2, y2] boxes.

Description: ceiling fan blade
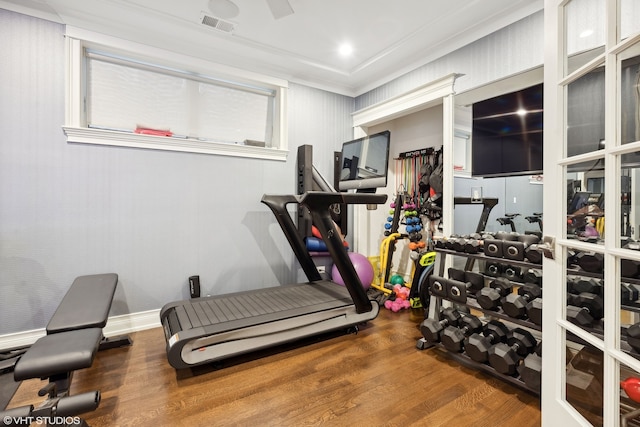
[[265, 0, 294, 19]]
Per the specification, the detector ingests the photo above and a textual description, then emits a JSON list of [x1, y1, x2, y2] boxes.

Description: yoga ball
[[331, 252, 374, 290]]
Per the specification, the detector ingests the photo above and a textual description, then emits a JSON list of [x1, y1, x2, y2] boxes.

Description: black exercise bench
[[0, 273, 127, 427]]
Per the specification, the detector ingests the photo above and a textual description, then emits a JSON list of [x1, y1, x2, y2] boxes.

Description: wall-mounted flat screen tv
[[338, 130, 390, 192], [472, 83, 543, 177]]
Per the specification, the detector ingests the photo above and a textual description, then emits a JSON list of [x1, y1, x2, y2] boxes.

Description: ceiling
[[1, 0, 543, 96]]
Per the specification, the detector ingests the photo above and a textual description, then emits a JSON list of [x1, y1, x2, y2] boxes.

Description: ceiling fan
[[207, 0, 294, 20]]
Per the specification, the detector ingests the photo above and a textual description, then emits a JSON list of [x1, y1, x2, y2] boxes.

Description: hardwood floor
[[8, 309, 541, 426]]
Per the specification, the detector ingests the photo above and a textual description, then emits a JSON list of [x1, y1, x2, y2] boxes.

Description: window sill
[[63, 126, 288, 161]]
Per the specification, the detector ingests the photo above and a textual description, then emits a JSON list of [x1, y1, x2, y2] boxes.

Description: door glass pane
[[566, 342, 604, 425], [566, 64, 605, 157], [621, 256, 640, 356], [565, 0, 606, 75], [620, 157, 639, 243], [621, 0, 640, 41], [621, 363, 640, 425], [567, 160, 605, 242], [621, 49, 640, 145]]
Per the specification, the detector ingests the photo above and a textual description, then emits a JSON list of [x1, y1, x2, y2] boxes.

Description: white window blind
[[63, 28, 288, 161], [87, 52, 273, 146]]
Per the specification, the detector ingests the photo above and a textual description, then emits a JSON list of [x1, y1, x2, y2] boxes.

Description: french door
[[543, 0, 640, 425]]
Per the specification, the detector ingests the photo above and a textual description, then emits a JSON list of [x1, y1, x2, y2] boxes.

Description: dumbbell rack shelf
[[416, 338, 539, 395], [462, 298, 541, 331], [432, 248, 540, 273], [432, 249, 640, 319], [417, 248, 542, 395], [427, 248, 542, 323]]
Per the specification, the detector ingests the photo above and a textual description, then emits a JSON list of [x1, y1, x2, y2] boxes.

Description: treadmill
[[160, 191, 387, 369]]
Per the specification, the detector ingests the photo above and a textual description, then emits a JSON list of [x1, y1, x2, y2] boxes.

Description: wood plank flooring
[[8, 308, 541, 426]]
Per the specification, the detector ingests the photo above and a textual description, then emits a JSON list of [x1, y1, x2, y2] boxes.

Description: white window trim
[[64, 26, 289, 161]]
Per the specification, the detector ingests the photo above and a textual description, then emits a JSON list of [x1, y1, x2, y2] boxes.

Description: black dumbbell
[[451, 237, 468, 252], [448, 278, 485, 304], [448, 267, 465, 282], [524, 244, 543, 264], [626, 322, 640, 353], [621, 259, 640, 278], [420, 307, 461, 343], [444, 235, 460, 250], [504, 234, 540, 262], [621, 282, 639, 304], [566, 292, 604, 326], [576, 251, 604, 273], [428, 275, 448, 298], [441, 314, 483, 353], [447, 269, 484, 295], [526, 297, 543, 326], [567, 277, 602, 295], [488, 328, 537, 376], [502, 283, 542, 319], [568, 277, 638, 304], [485, 261, 502, 277], [447, 279, 472, 303], [476, 277, 512, 310], [518, 342, 542, 393], [502, 264, 522, 281], [567, 249, 579, 268], [451, 233, 481, 254], [621, 282, 633, 303], [464, 320, 510, 363], [465, 271, 484, 291], [522, 269, 542, 286], [483, 238, 504, 258], [464, 237, 483, 254]]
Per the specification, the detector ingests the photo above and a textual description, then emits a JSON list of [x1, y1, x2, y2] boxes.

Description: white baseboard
[[0, 309, 161, 350]]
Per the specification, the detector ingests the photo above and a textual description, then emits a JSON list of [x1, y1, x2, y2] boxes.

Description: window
[[64, 27, 288, 161]]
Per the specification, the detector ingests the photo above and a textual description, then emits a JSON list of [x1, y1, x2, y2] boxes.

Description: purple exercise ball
[[331, 252, 374, 290]]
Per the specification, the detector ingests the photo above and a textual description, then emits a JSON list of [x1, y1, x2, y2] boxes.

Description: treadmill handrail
[[297, 192, 387, 313], [261, 195, 322, 282], [262, 191, 387, 314]]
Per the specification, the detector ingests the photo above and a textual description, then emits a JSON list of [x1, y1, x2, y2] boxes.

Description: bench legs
[[1, 390, 99, 426]]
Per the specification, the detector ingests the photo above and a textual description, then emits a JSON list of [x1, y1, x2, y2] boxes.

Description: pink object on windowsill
[[134, 127, 173, 137]]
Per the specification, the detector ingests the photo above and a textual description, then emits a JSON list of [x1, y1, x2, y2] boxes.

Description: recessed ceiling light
[[207, 0, 240, 19], [339, 43, 354, 56]]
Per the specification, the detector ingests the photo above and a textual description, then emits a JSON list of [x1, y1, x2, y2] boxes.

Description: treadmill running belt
[[166, 281, 352, 333]]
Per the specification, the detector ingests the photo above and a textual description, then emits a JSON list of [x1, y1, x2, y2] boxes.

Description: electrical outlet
[[317, 266, 326, 274]]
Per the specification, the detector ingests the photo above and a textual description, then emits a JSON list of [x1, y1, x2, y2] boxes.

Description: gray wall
[[0, 9, 354, 334]]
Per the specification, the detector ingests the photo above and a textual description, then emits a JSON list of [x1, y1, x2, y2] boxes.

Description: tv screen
[[472, 84, 543, 177], [338, 130, 390, 192]]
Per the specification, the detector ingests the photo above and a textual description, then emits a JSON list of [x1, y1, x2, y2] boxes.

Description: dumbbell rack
[[416, 247, 543, 395]]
